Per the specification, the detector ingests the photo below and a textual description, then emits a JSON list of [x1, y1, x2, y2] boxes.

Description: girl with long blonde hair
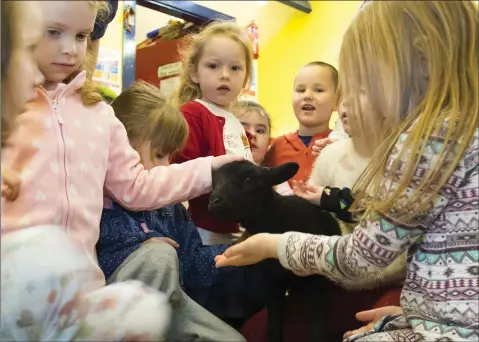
[[215, 2, 479, 341], [172, 21, 256, 245]]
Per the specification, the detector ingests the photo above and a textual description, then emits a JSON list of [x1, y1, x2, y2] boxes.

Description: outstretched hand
[[291, 180, 324, 203], [343, 306, 403, 339], [215, 233, 280, 267], [312, 138, 333, 157], [211, 155, 254, 171]]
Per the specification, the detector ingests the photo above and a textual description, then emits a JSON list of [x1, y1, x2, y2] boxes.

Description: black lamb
[[208, 161, 343, 342]]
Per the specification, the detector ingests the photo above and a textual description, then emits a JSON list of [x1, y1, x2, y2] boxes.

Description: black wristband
[[320, 186, 356, 223]]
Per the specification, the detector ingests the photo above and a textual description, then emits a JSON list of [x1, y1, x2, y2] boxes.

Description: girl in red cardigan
[[172, 21, 254, 245]]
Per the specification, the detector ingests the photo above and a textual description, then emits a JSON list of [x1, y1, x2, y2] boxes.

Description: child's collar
[[38, 70, 87, 99]]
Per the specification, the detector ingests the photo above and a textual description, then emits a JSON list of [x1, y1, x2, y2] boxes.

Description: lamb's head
[[208, 161, 299, 221]]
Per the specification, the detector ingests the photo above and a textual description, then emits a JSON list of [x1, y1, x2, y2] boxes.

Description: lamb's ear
[[264, 162, 299, 186]]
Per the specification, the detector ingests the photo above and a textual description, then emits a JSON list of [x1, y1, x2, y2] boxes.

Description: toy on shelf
[[137, 20, 199, 50]]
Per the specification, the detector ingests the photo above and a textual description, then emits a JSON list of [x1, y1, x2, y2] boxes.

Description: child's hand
[[211, 155, 245, 171], [292, 180, 324, 203], [215, 233, 280, 267], [1, 167, 22, 201], [143, 237, 179, 248], [343, 306, 403, 339], [312, 138, 333, 157]]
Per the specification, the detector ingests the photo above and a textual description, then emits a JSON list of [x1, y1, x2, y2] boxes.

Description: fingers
[[211, 155, 246, 170], [343, 323, 374, 339], [144, 237, 179, 248], [355, 309, 378, 322], [215, 253, 248, 267]]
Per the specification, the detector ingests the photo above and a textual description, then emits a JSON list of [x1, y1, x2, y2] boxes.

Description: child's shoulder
[[180, 100, 210, 116]]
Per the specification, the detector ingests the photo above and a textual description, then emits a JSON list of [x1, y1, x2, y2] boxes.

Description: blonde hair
[[342, 1, 478, 221], [174, 21, 254, 106], [1, 0, 22, 147], [111, 81, 188, 161], [63, 1, 110, 106], [233, 100, 272, 137]]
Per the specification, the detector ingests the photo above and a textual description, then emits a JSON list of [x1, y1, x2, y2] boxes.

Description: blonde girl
[[233, 100, 271, 164], [2, 1, 240, 340], [215, 2, 479, 342], [172, 21, 255, 245], [1, 0, 44, 200]]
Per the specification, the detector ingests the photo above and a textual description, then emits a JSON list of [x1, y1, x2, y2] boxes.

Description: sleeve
[[328, 119, 349, 142], [104, 106, 213, 211], [277, 131, 457, 281], [319, 186, 355, 223], [91, 0, 118, 40], [173, 205, 237, 290], [171, 106, 207, 164]]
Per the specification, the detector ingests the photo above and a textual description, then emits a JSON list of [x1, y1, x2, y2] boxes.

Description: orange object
[[262, 130, 331, 185]]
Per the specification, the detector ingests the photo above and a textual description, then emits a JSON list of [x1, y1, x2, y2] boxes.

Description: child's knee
[[137, 241, 179, 268]]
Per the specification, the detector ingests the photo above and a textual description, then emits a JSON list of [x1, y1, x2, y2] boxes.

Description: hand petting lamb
[[209, 161, 343, 342]]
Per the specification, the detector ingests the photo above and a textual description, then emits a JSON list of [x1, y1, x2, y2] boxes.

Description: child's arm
[[104, 107, 236, 211], [172, 205, 237, 290], [277, 130, 474, 280]]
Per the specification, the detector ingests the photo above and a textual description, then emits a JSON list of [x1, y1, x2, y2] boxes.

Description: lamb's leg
[[265, 262, 289, 342], [267, 289, 287, 342], [309, 287, 327, 342]]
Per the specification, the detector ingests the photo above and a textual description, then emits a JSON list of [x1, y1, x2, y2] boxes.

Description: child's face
[[292, 65, 337, 129], [341, 90, 374, 139], [10, 2, 44, 110], [137, 142, 170, 170], [35, 1, 96, 88], [191, 35, 247, 109], [238, 109, 270, 163], [338, 100, 351, 136]]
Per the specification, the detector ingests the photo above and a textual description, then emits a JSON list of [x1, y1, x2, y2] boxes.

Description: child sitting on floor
[[96, 81, 265, 336]]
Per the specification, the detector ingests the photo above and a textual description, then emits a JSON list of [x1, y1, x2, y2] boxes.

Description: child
[[96, 81, 247, 341], [309, 98, 370, 193], [1, 1, 239, 340], [233, 100, 294, 196], [233, 101, 271, 164], [215, 2, 478, 342], [0, 1, 44, 201], [172, 21, 255, 245], [1, 1, 239, 279], [262, 61, 340, 186]]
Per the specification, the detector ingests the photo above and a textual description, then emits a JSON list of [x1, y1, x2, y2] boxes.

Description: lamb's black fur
[[209, 161, 342, 342]]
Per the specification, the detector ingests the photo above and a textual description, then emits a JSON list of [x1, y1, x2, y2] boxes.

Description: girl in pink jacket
[[1, 1, 239, 341]]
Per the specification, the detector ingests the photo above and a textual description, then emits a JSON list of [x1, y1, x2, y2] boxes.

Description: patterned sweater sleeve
[[278, 127, 470, 281]]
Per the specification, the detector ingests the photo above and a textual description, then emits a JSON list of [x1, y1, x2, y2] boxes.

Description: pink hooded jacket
[[1, 71, 213, 279]]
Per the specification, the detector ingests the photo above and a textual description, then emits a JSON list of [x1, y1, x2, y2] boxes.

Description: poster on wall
[[93, 47, 122, 95], [158, 61, 182, 98]]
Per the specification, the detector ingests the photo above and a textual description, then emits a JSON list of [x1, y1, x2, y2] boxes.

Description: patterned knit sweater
[[278, 126, 479, 341]]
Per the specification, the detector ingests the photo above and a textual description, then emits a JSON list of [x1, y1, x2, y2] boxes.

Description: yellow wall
[[99, 1, 124, 88], [257, 1, 362, 137]]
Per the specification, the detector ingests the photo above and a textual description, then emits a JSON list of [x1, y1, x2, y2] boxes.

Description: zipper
[[44, 86, 71, 231], [51, 88, 65, 124]]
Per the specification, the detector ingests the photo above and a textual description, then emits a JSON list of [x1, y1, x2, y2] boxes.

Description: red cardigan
[[172, 101, 242, 234]]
